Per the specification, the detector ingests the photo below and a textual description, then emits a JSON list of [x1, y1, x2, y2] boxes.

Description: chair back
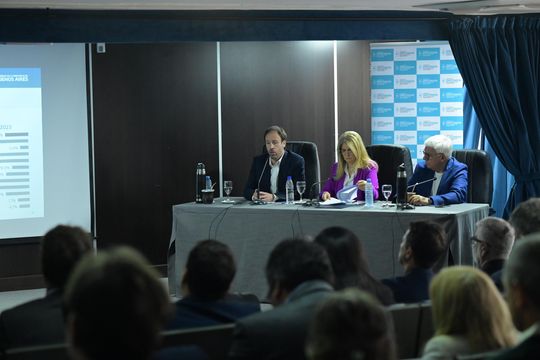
[[416, 302, 434, 357], [388, 303, 422, 359], [366, 144, 413, 199], [4, 343, 68, 360], [452, 149, 493, 204], [262, 141, 321, 198], [161, 323, 235, 360]]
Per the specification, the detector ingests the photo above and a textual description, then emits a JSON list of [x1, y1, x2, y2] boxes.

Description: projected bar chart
[[0, 68, 43, 220]]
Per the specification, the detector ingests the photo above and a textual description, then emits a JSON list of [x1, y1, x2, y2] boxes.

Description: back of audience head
[[64, 246, 172, 360], [430, 266, 515, 352], [41, 224, 93, 290], [266, 238, 333, 305], [509, 197, 540, 239], [306, 288, 396, 360], [473, 217, 515, 267], [182, 239, 236, 301], [503, 233, 540, 331], [399, 221, 446, 270]]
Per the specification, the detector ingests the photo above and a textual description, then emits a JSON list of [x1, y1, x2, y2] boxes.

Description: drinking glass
[[296, 180, 306, 203], [382, 184, 392, 207], [222, 180, 234, 203]]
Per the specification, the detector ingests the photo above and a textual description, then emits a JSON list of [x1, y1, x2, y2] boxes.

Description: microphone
[[407, 177, 437, 193], [252, 157, 269, 205], [302, 181, 325, 207]]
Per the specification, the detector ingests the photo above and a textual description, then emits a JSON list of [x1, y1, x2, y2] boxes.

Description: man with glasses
[[408, 134, 468, 206], [471, 217, 515, 290]]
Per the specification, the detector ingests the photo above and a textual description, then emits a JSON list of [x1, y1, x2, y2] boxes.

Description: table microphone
[[252, 158, 269, 205], [303, 181, 324, 207], [408, 177, 437, 193]]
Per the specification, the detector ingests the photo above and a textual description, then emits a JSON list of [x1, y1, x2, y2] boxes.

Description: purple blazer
[[321, 162, 379, 201]]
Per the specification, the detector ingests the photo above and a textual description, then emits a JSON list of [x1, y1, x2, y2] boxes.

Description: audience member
[[64, 246, 173, 360], [422, 266, 516, 359], [408, 134, 467, 206], [492, 234, 540, 359], [0, 225, 92, 350], [491, 197, 540, 289], [306, 288, 396, 360], [321, 131, 379, 202], [471, 217, 514, 291], [382, 221, 446, 303], [243, 125, 305, 202], [228, 238, 334, 360], [314, 226, 394, 305], [166, 240, 259, 329]]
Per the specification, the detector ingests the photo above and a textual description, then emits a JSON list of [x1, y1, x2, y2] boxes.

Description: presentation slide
[[0, 44, 91, 240]]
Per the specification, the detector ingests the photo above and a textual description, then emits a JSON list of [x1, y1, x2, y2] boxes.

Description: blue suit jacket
[[408, 157, 468, 205], [243, 150, 305, 200], [382, 267, 434, 304], [165, 296, 260, 330]]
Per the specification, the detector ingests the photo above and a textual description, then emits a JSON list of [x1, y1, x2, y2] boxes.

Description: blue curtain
[[463, 87, 514, 217], [449, 16, 540, 216]]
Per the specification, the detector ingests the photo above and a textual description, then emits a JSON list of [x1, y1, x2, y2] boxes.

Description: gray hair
[[509, 197, 540, 239], [504, 233, 540, 309], [424, 134, 453, 158], [476, 217, 515, 258]]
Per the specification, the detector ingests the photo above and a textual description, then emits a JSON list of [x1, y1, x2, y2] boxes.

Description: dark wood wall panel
[[92, 43, 218, 265], [337, 41, 372, 144], [220, 41, 335, 191]]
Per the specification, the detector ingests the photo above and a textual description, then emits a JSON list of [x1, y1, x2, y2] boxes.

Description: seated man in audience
[[166, 239, 260, 329], [305, 288, 396, 360], [228, 238, 334, 360], [491, 197, 540, 288], [382, 221, 447, 303], [0, 225, 92, 350], [243, 125, 305, 202], [408, 134, 468, 206], [492, 234, 540, 359], [64, 246, 191, 360], [472, 217, 514, 291]]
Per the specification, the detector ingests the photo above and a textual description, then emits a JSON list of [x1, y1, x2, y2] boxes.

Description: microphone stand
[[303, 181, 324, 207], [252, 158, 269, 205], [399, 177, 437, 210]]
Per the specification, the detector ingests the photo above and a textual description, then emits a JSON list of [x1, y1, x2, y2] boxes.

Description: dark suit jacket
[[228, 280, 333, 360], [408, 157, 468, 205], [165, 296, 260, 330], [490, 333, 540, 360], [0, 290, 65, 350], [382, 267, 434, 304], [243, 150, 305, 200]]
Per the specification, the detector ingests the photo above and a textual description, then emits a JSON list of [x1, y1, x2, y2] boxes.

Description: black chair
[[366, 144, 413, 199], [416, 302, 434, 357], [388, 302, 422, 359], [262, 141, 321, 198], [4, 343, 68, 360], [452, 149, 493, 205], [161, 323, 235, 360]]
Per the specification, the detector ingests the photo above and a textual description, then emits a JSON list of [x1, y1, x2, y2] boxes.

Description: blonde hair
[[430, 266, 516, 352], [335, 131, 375, 180]]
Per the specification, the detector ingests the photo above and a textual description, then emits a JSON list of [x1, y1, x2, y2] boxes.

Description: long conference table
[[167, 199, 489, 300]]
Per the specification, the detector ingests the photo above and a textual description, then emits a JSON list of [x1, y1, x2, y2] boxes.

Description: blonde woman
[[321, 131, 379, 201], [422, 266, 516, 360]]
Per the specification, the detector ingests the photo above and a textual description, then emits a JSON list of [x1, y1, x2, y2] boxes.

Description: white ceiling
[[0, 0, 539, 14]]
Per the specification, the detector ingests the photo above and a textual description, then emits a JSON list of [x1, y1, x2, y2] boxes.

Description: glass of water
[[223, 180, 234, 203], [296, 180, 306, 203], [382, 184, 392, 207]]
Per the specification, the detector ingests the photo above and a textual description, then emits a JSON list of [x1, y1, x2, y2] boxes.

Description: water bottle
[[365, 178, 373, 207], [286, 176, 294, 204], [205, 176, 212, 190], [396, 163, 408, 209], [195, 163, 206, 203]]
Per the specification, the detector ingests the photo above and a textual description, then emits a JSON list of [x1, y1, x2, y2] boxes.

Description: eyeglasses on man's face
[[423, 150, 441, 160]]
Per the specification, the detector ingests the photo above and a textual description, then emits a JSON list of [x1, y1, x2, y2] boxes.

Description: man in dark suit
[[382, 221, 447, 303], [408, 134, 468, 206], [0, 225, 92, 350], [491, 234, 540, 360], [166, 240, 259, 330], [228, 238, 334, 360], [243, 125, 305, 202]]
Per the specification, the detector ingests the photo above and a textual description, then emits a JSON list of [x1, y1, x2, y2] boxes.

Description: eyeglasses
[[471, 236, 487, 247], [423, 151, 441, 160]]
